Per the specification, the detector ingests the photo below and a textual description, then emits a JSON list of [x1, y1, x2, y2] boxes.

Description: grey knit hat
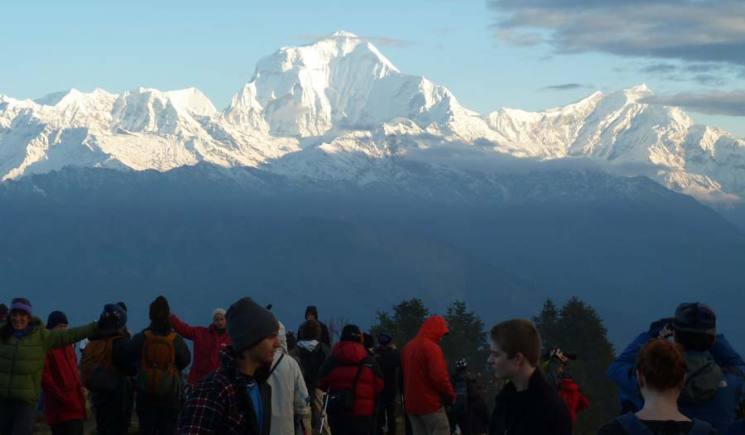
[[227, 297, 278, 352]]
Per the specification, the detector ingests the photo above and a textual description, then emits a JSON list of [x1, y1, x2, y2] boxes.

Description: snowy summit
[[1, 31, 745, 202]]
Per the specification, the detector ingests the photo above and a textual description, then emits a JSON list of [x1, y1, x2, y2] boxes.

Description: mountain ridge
[[1, 31, 745, 202]]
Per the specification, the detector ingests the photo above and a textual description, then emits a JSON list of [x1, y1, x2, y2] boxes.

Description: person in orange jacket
[[41, 311, 87, 435], [402, 315, 455, 435]]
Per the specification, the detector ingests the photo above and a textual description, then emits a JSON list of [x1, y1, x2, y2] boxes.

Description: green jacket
[[0, 317, 97, 404]]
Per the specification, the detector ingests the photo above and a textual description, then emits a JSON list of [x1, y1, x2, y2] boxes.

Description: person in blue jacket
[[608, 302, 745, 434]]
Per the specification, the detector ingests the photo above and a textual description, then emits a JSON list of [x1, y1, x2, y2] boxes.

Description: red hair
[[636, 339, 687, 391]]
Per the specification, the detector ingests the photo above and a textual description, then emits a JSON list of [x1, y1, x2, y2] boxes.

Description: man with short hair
[[608, 302, 745, 434], [179, 297, 279, 435], [487, 319, 572, 435]]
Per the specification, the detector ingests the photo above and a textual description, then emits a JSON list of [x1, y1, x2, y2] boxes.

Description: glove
[[648, 317, 674, 339]]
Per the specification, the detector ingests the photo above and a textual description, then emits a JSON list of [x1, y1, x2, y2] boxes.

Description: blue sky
[[2, 0, 744, 136]]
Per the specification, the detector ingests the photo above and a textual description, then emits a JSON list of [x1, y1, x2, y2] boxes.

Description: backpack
[[80, 336, 121, 392], [615, 413, 712, 435], [680, 352, 724, 404], [298, 345, 327, 390], [325, 359, 371, 415], [135, 331, 181, 397]]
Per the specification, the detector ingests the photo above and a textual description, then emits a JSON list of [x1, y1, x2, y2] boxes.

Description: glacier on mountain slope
[[1, 31, 745, 202]]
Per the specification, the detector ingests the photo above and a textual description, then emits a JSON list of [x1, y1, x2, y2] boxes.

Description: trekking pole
[[319, 392, 330, 434]]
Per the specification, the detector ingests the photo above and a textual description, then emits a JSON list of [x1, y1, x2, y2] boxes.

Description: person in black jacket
[[125, 296, 191, 435], [450, 358, 489, 435], [86, 302, 136, 435], [291, 319, 331, 434], [374, 332, 401, 435], [303, 305, 331, 346], [487, 319, 572, 435]]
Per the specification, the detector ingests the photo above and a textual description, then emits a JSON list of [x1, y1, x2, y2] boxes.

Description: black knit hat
[[673, 302, 716, 336], [227, 297, 279, 352], [149, 296, 170, 322], [46, 311, 69, 329], [341, 324, 362, 343]]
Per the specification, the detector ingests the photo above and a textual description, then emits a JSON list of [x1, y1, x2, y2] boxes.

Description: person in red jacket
[[41, 311, 87, 435], [558, 377, 589, 423], [319, 324, 384, 435], [402, 315, 455, 435], [170, 307, 231, 385]]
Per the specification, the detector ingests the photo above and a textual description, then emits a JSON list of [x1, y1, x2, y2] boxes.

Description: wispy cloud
[[489, 0, 745, 69], [540, 83, 591, 92], [642, 91, 745, 116]]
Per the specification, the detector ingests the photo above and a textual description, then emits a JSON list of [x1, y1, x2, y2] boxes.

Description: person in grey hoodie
[[267, 321, 311, 435]]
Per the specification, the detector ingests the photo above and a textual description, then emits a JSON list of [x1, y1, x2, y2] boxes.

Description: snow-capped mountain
[[2, 31, 745, 202]]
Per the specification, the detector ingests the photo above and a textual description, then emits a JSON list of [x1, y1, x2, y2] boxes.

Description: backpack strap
[[688, 419, 713, 435], [269, 353, 285, 377], [615, 413, 654, 435]]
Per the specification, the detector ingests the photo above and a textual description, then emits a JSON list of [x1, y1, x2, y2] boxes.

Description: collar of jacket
[[497, 368, 549, 401], [219, 347, 270, 384]]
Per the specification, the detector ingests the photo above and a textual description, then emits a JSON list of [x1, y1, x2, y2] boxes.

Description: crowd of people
[[0, 297, 743, 435]]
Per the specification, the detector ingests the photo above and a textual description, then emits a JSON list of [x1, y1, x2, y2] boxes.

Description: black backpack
[[298, 345, 327, 390], [326, 358, 372, 415]]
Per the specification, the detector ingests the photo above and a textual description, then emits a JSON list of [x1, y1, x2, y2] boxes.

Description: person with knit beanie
[[169, 306, 231, 385], [0, 298, 116, 435], [319, 324, 384, 435], [41, 310, 87, 435], [179, 297, 279, 435], [86, 302, 135, 435], [124, 296, 190, 435]]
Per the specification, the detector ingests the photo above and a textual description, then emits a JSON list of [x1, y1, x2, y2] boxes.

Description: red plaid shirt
[[178, 348, 271, 435]]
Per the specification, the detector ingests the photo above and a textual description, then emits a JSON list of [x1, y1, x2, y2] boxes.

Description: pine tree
[[371, 298, 429, 347], [441, 300, 489, 374], [548, 297, 617, 435]]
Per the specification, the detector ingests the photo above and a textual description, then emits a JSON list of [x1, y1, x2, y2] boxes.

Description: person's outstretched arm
[[170, 314, 199, 341], [45, 322, 97, 350]]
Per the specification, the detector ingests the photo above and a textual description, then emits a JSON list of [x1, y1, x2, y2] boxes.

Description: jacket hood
[[277, 321, 287, 353], [417, 316, 449, 342], [297, 339, 319, 352], [331, 340, 369, 364]]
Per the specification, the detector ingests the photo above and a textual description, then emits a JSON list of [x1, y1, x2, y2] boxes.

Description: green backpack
[[679, 351, 724, 404]]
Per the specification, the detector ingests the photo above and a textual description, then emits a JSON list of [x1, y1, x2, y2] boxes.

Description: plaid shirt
[[178, 347, 271, 435]]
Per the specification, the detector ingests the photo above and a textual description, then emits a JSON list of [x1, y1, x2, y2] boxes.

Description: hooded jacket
[[402, 315, 455, 415], [0, 317, 96, 404], [290, 339, 331, 393], [179, 347, 272, 435], [42, 344, 87, 426], [267, 323, 311, 435], [170, 314, 232, 385], [319, 339, 384, 416]]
